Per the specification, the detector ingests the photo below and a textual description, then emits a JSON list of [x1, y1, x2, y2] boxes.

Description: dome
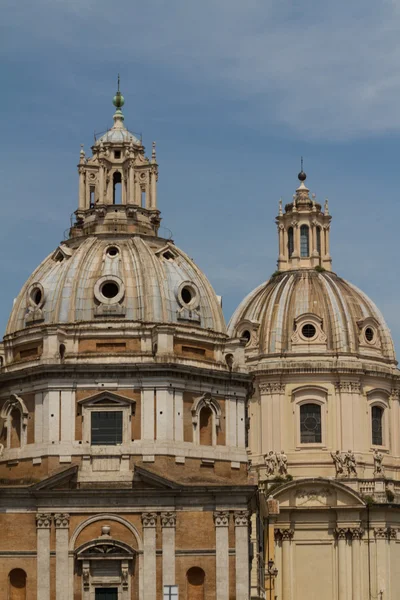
[[6, 236, 226, 335], [95, 127, 141, 146], [228, 269, 396, 363]]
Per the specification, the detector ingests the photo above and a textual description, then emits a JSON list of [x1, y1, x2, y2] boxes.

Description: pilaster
[[234, 511, 250, 600], [280, 528, 294, 600], [214, 511, 230, 600], [36, 513, 52, 600], [55, 513, 70, 600], [142, 512, 157, 600], [349, 528, 363, 600], [334, 528, 347, 600], [161, 512, 176, 587]]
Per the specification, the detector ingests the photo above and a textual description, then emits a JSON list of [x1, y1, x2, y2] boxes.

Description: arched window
[[300, 403, 321, 443], [113, 171, 122, 204], [187, 567, 205, 600], [9, 568, 27, 600], [288, 227, 294, 258], [300, 225, 309, 257], [316, 227, 321, 255], [199, 407, 213, 446], [372, 406, 383, 446], [10, 408, 21, 449]]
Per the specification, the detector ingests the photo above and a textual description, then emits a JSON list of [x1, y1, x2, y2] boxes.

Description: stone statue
[[264, 450, 276, 477], [0, 443, 3, 457], [331, 450, 344, 476], [344, 450, 357, 477], [373, 449, 385, 477], [276, 450, 288, 476]]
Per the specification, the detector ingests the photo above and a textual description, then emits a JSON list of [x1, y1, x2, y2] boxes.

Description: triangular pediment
[[77, 390, 136, 407], [31, 465, 78, 491], [132, 466, 181, 490]]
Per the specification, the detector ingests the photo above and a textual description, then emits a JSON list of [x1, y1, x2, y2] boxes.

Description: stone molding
[[374, 527, 398, 540], [142, 512, 157, 528], [36, 513, 52, 529], [54, 513, 70, 529], [259, 383, 285, 394], [213, 511, 230, 527], [233, 510, 250, 527], [160, 512, 176, 528], [334, 382, 361, 393]]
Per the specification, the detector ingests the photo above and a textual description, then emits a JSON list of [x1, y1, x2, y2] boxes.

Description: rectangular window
[[91, 411, 123, 445], [300, 403, 322, 443], [164, 585, 179, 600], [95, 589, 118, 600]]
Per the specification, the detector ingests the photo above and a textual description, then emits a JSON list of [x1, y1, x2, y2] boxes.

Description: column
[[214, 511, 229, 600], [55, 513, 70, 600], [234, 511, 250, 600], [324, 225, 331, 257], [128, 162, 135, 204], [161, 512, 176, 587], [374, 528, 388, 597], [335, 528, 347, 600], [36, 513, 52, 600], [350, 528, 363, 600], [98, 165, 104, 203], [281, 529, 294, 600], [142, 512, 157, 600], [78, 167, 85, 210], [151, 170, 157, 209]]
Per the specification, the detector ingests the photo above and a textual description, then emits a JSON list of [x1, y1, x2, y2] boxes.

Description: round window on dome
[[301, 323, 317, 339], [177, 281, 200, 309], [101, 281, 119, 299], [106, 246, 120, 258], [28, 283, 44, 308], [365, 327, 375, 343]]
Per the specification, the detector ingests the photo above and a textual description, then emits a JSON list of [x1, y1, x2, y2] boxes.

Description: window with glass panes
[[288, 227, 294, 258], [164, 585, 178, 600], [91, 411, 123, 445], [371, 406, 383, 446], [300, 225, 309, 257], [300, 403, 322, 443]]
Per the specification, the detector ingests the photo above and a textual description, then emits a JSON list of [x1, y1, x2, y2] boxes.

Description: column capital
[[349, 527, 363, 540], [334, 527, 348, 540], [54, 513, 70, 529], [36, 513, 52, 529], [160, 511, 176, 528], [388, 527, 398, 540], [374, 527, 389, 539], [233, 510, 250, 527], [279, 528, 294, 541], [213, 510, 230, 527], [142, 512, 157, 528]]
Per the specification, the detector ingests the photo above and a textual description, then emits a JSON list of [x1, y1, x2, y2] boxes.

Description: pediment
[[31, 465, 78, 491], [268, 478, 364, 509], [77, 391, 136, 407], [132, 466, 181, 490]]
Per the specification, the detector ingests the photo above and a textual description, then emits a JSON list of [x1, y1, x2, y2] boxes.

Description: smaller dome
[[96, 129, 141, 146], [229, 270, 396, 363]]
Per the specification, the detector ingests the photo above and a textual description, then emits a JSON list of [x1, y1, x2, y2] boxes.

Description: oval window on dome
[[241, 330, 251, 345], [365, 327, 375, 343], [94, 275, 125, 305], [106, 246, 120, 258], [301, 323, 316, 339], [28, 283, 45, 308]]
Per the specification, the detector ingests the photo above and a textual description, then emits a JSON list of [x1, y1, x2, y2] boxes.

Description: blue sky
[[1, 0, 400, 353]]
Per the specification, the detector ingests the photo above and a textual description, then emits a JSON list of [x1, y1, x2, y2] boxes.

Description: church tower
[[0, 86, 255, 600]]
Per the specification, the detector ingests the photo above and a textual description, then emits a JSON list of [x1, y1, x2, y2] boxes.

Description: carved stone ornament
[[54, 513, 70, 529], [349, 528, 364, 540], [374, 527, 389, 539], [280, 528, 294, 541], [0, 443, 3, 457], [161, 512, 177, 528], [334, 382, 361, 393], [295, 488, 332, 505], [36, 513, 52, 529], [213, 511, 229, 527], [373, 449, 385, 477], [142, 512, 157, 528], [121, 564, 129, 589], [331, 450, 345, 476], [391, 389, 400, 401], [259, 383, 285, 395], [233, 511, 250, 527], [334, 528, 348, 540], [388, 528, 398, 540], [82, 564, 90, 590]]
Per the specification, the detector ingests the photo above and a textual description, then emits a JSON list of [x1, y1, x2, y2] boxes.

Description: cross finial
[[117, 73, 120, 92], [301, 156, 303, 171]]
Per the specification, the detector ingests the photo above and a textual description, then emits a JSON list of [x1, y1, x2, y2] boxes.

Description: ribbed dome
[[6, 236, 226, 335], [229, 269, 396, 362]]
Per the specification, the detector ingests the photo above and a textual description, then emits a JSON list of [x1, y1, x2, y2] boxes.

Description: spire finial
[[79, 144, 85, 163], [279, 197, 283, 216], [151, 141, 157, 163], [298, 156, 307, 182], [117, 73, 120, 92], [324, 198, 329, 215], [113, 75, 125, 110]]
